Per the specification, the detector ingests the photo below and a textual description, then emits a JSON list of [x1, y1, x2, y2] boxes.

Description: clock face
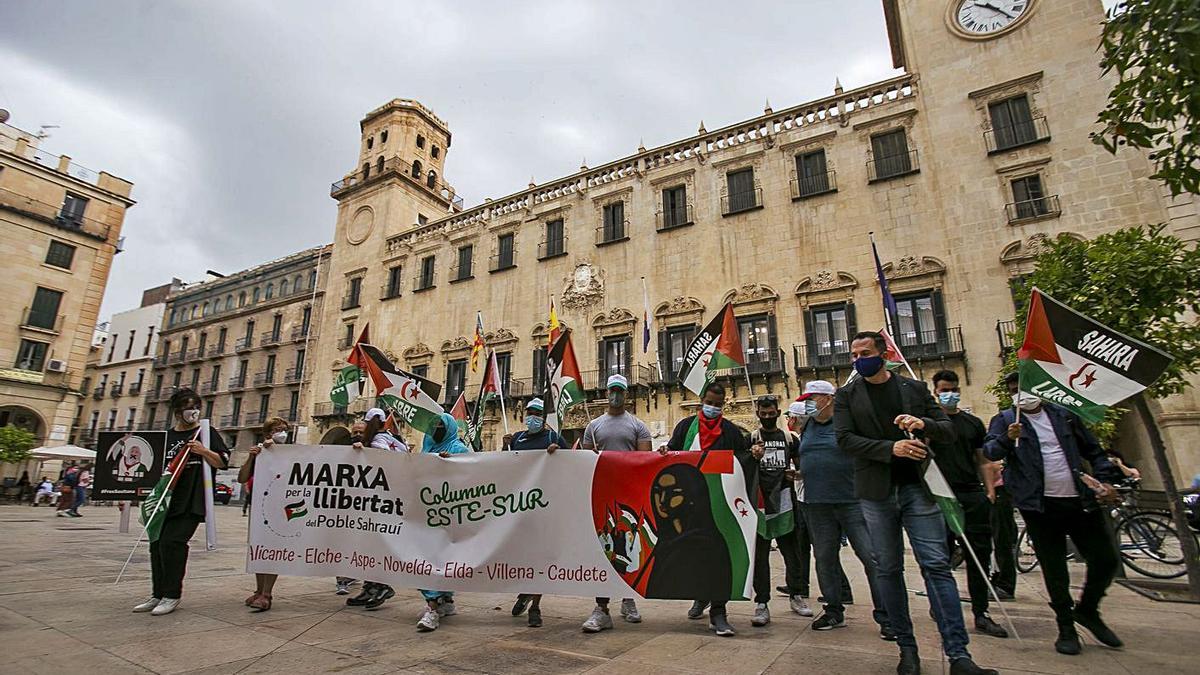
[[955, 0, 1029, 35]]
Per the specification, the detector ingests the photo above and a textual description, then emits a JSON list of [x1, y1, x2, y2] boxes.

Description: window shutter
[[931, 290, 948, 352], [767, 314, 780, 372], [596, 340, 605, 383], [623, 336, 633, 376], [846, 302, 859, 339], [657, 329, 668, 380], [802, 308, 817, 369]]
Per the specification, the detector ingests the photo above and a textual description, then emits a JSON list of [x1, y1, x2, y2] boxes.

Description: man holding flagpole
[[835, 332, 994, 675]]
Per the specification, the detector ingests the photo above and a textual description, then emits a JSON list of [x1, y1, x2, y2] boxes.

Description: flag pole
[[642, 277, 664, 383], [114, 427, 201, 585], [494, 349, 511, 436]]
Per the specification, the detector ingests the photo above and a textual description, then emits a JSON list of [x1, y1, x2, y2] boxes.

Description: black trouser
[[753, 536, 773, 604], [150, 515, 202, 600], [786, 503, 812, 597], [952, 488, 994, 617], [990, 486, 1018, 595], [1021, 497, 1119, 623]]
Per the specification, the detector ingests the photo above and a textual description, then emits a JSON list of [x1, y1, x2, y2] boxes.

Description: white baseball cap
[[364, 407, 387, 422], [526, 397, 545, 411], [606, 374, 628, 390], [787, 401, 807, 417], [797, 380, 836, 401]]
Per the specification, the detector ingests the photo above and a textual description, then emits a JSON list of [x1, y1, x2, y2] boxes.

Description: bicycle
[[1015, 479, 1193, 579]]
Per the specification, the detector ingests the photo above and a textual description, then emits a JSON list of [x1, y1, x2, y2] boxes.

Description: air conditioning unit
[[46, 359, 68, 373]]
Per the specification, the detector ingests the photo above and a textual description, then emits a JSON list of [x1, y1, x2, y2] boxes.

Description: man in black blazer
[[834, 332, 993, 675]]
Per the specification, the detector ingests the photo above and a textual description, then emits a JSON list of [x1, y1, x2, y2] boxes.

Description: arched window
[[309, 270, 317, 288], [376, 156, 384, 174], [201, 301, 209, 316], [416, 134, 425, 149], [427, 170, 437, 188], [412, 159, 422, 179], [191, 304, 198, 319], [432, 146, 440, 159], [225, 295, 233, 310], [252, 287, 261, 303], [169, 308, 177, 325], [280, 278, 289, 296], [366, 136, 374, 150], [239, 292, 246, 307], [381, 130, 389, 143], [294, 274, 303, 290], [265, 283, 274, 300], [362, 162, 370, 179]]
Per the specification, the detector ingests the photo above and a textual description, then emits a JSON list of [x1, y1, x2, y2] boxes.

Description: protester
[[984, 373, 1123, 656], [345, 409, 408, 611], [238, 416, 291, 611], [793, 380, 889, 635], [32, 477, 56, 506], [785, 401, 853, 615], [132, 388, 229, 616], [744, 394, 798, 628], [416, 412, 472, 631], [580, 373, 652, 633], [504, 397, 565, 628], [1106, 449, 1141, 482], [835, 332, 995, 675], [16, 471, 30, 502], [65, 463, 91, 517], [988, 457, 1017, 601], [928, 370, 1007, 638], [56, 464, 78, 517], [335, 420, 367, 597]]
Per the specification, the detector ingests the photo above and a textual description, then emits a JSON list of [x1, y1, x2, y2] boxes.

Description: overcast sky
[[1, 0, 909, 321]]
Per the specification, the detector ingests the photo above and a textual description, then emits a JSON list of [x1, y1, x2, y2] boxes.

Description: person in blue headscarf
[[417, 412, 471, 631]]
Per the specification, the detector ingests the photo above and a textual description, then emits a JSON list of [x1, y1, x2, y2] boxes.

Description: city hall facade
[[306, 0, 1199, 484]]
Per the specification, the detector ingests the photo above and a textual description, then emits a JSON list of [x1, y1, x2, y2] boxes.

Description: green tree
[[995, 226, 1200, 596], [0, 425, 36, 464], [1093, 0, 1200, 196]]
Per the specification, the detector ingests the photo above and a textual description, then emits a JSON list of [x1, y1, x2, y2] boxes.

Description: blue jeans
[[805, 502, 887, 625], [860, 483, 970, 659], [72, 486, 86, 511]]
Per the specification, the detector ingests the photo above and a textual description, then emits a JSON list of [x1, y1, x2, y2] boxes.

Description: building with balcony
[[73, 280, 179, 448], [147, 245, 330, 463], [306, 0, 1200, 480], [0, 114, 135, 468]]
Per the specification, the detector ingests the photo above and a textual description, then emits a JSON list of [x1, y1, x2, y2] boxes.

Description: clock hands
[[973, 0, 1016, 20]]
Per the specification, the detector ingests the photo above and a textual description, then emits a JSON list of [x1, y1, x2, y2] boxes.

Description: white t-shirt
[[370, 431, 408, 453], [1026, 410, 1078, 498]]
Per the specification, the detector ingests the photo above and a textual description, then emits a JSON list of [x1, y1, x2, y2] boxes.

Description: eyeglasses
[[756, 395, 779, 406]]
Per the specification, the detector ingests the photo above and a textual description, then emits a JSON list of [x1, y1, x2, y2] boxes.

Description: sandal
[[245, 592, 261, 606], [249, 593, 272, 611]]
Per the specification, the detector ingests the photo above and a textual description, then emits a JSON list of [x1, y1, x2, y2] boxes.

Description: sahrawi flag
[[677, 303, 745, 395], [352, 343, 445, 434], [139, 430, 199, 542], [465, 350, 503, 451], [545, 329, 585, 433], [1018, 288, 1174, 423]]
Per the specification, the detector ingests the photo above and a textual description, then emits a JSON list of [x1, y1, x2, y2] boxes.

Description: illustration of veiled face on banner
[[590, 450, 752, 601]]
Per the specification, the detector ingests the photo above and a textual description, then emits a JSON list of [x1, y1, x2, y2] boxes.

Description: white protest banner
[[248, 445, 757, 600]]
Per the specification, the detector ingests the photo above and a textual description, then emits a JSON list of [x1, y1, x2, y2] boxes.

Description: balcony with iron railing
[[243, 411, 266, 427], [489, 250, 517, 273], [710, 348, 788, 379], [790, 169, 838, 200], [276, 408, 300, 423], [581, 364, 656, 392], [283, 366, 304, 384], [381, 279, 404, 299], [186, 348, 204, 362], [0, 186, 112, 242], [1005, 195, 1061, 224], [892, 326, 966, 360], [128, 381, 142, 396], [235, 336, 254, 352], [207, 343, 227, 358], [722, 187, 763, 216], [92, 385, 105, 400], [110, 382, 124, 397], [260, 330, 283, 348], [985, 116, 1051, 154], [448, 261, 474, 283], [228, 375, 248, 392], [341, 291, 361, 311], [656, 204, 694, 232], [537, 235, 568, 260], [595, 221, 630, 247], [20, 307, 64, 334], [253, 371, 276, 388], [996, 320, 1017, 357], [199, 380, 219, 396], [793, 344, 853, 373], [336, 336, 354, 350], [168, 350, 185, 365], [290, 325, 313, 342], [330, 156, 464, 210], [221, 413, 241, 428], [867, 149, 920, 182], [152, 355, 170, 368], [313, 399, 370, 418], [413, 270, 438, 293]]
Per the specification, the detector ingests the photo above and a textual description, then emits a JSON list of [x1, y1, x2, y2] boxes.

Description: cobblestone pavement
[[1, 504, 1196, 674]]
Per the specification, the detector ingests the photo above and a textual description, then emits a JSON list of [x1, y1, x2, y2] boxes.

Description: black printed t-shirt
[[164, 427, 230, 519]]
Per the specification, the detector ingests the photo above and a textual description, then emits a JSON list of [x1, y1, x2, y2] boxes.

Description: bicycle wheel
[[1016, 527, 1039, 573], [1117, 511, 1187, 579]]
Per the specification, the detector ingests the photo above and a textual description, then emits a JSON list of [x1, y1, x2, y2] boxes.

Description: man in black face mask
[[745, 395, 801, 629]]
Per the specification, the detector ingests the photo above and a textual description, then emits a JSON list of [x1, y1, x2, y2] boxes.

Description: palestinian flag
[[677, 303, 745, 395], [450, 392, 469, 426], [355, 343, 445, 434], [545, 329, 585, 433], [924, 459, 966, 536], [757, 484, 795, 540], [464, 350, 503, 451], [1018, 288, 1174, 423], [138, 433, 197, 542]]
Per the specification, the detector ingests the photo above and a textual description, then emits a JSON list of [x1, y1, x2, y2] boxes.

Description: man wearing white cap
[[344, 408, 407, 610], [505, 397, 566, 628], [580, 373, 652, 633]]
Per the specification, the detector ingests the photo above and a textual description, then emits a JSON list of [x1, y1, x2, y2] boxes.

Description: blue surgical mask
[[938, 392, 961, 408], [525, 415, 545, 433], [804, 400, 818, 416], [701, 404, 722, 420], [853, 355, 885, 378]]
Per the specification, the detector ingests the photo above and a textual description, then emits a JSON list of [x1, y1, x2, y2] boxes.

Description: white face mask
[[1015, 392, 1042, 411], [181, 409, 200, 424], [271, 431, 288, 444]]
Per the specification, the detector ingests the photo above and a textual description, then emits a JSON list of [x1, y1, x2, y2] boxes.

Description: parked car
[[214, 482, 233, 505]]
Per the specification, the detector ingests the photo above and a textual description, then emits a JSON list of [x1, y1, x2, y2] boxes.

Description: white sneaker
[[751, 603, 771, 627], [437, 599, 457, 617], [582, 606, 614, 633], [790, 595, 813, 617], [620, 598, 642, 623], [417, 608, 440, 632], [132, 597, 161, 613], [151, 598, 180, 616]]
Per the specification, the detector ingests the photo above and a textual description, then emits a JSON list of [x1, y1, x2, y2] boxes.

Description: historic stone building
[[74, 280, 180, 449], [306, 0, 1199, 485], [0, 115, 135, 464], [147, 246, 330, 463]]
